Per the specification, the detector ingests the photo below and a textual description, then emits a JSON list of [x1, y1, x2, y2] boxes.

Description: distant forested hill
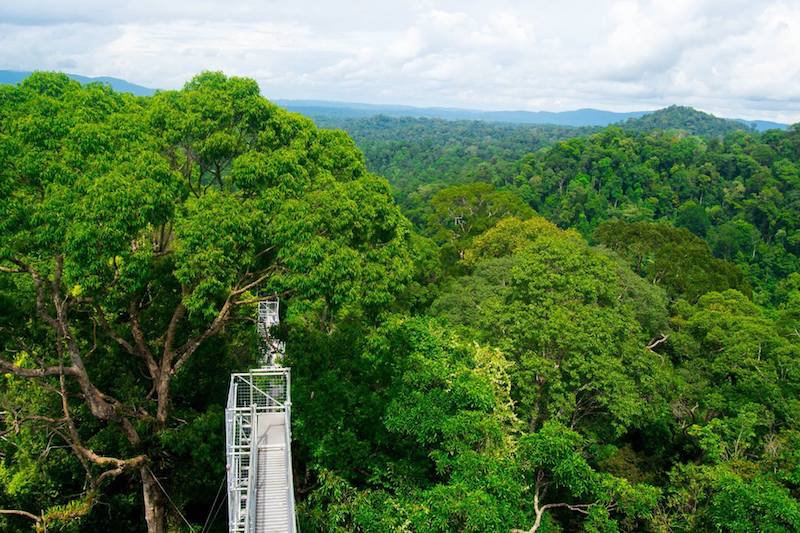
[[619, 105, 788, 134], [312, 108, 800, 302], [280, 99, 649, 126], [311, 114, 798, 281], [621, 105, 753, 136], [283, 99, 789, 131]]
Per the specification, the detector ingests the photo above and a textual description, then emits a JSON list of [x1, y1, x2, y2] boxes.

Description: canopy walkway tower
[[226, 299, 298, 532]]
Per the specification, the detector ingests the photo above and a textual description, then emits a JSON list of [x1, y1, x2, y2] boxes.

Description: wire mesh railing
[[226, 368, 292, 532]]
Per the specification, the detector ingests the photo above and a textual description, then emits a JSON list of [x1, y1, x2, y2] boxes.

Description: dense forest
[[310, 115, 597, 206], [323, 111, 800, 304], [1, 73, 799, 533]]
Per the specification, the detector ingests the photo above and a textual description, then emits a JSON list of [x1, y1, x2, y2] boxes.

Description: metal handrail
[[244, 406, 258, 533], [284, 405, 298, 533], [227, 366, 295, 533], [238, 375, 285, 408]]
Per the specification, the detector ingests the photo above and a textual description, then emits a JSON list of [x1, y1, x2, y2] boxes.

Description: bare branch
[[253, 245, 276, 261], [94, 304, 159, 381], [233, 296, 267, 307], [128, 302, 157, 364], [162, 300, 186, 361], [540, 502, 592, 515], [646, 334, 669, 351], [0, 357, 77, 378], [58, 373, 146, 472], [154, 296, 187, 426], [9, 413, 66, 428], [171, 297, 233, 375], [33, 273, 142, 446], [93, 305, 136, 355], [233, 289, 293, 307], [230, 265, 280, 297], [0, 509, 41, 524], [521, 469, 597, 533]]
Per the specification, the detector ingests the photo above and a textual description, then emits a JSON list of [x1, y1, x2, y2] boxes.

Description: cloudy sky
[[2, 0, 799, 122]]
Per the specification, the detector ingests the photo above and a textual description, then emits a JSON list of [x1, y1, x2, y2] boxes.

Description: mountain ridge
[[620, 105, 772, 136], [276, 99, 649, 127], [279, 99, 790, 131], [0, 70, 789, 130]]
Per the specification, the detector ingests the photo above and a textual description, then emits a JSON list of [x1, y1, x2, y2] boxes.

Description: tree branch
[[646, 334, 669, 351], [0, 357, 77, 378], [29, 258, 143, 446], [94, 304, 160, 382], [93, 305, 136, 356], [232, 289, 293, 307], [128, 302, 157, 365], [171, 297, 233, 375], [230, 265, 281, 297], [540, 502, 593, 514], [0, 509, 41, 524], [59, 373, 146, 474], [7, 257, 59, 330], [161, 299, 186, 362]]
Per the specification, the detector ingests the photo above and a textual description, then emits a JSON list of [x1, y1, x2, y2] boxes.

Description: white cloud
[[0, 0, 798, 122]]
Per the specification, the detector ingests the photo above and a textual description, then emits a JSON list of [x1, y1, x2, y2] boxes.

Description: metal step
[[254, 421, 291, 533]]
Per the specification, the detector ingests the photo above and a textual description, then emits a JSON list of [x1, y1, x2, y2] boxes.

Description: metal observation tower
[[225, 299, 298, 532]]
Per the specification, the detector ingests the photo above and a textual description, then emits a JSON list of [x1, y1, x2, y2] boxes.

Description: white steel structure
[[258, 300, 285, 366], [226, 299, 298, 533]]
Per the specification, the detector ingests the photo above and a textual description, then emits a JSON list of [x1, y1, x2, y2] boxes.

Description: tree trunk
[[141, 466, 166, 533], [155, 371, 172, 426]]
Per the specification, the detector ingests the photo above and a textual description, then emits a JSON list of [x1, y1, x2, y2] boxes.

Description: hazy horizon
[[2, 70, 792, 127], [2, 1, 799, 122]]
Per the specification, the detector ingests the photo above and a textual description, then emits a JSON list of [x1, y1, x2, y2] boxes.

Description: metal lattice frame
[[225, 368, 293, 532], [257, 300, 279, 337], [258, 300, 285, 366]]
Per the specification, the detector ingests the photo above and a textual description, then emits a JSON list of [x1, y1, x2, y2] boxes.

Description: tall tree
[[0, 72, 413, 531], [595, 220, 750, 302], [426, 182, 534, 265], [433, 216, 671, 437]]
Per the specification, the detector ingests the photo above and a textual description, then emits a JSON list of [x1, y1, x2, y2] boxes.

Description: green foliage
[[310, 115, 595, 219], [663, 464, 800, 532], [294, 114, 800, 531], [425, 182, 535, 266], [518, 421, 660, 531], [675, 200, 710, 236], [291, 316, 528, 532], [671, 290, 800, 426], [360, 122, 800, 303], [654, 289, 800, 531], [433, 217, 671, 438], [595, 220, 750, 302]]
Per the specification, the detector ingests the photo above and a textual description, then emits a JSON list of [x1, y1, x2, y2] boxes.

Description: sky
[[1, 0, 799, 122]]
